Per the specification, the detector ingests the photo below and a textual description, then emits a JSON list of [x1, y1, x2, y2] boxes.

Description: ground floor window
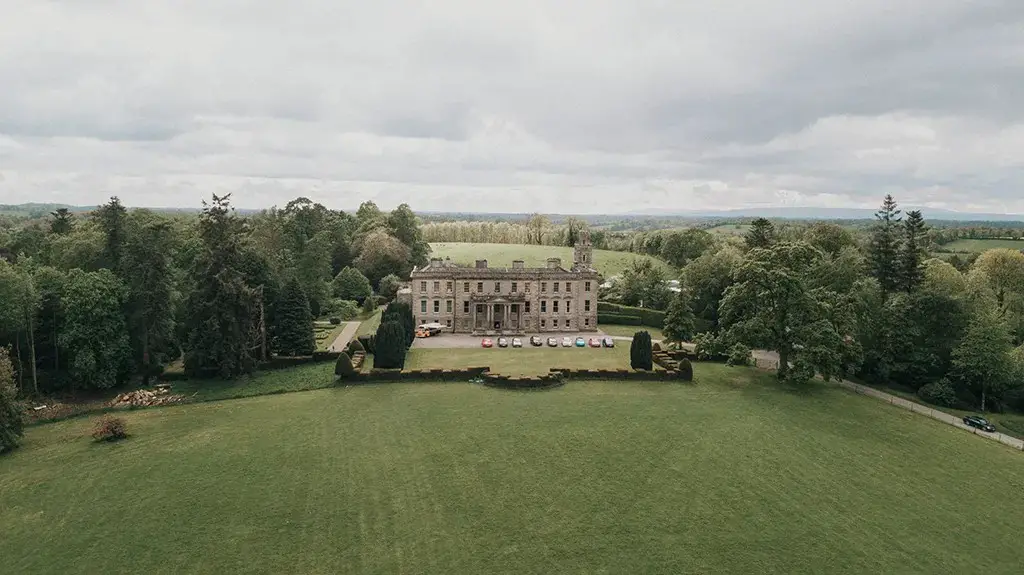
[[541, 319, 546, 328], [585, 318, 590, 326], [446, 319, 452, 327], [566, 320, 571, 329], [553, 319, 559, 328]]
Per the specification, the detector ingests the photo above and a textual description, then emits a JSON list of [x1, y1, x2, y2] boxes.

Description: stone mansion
[[403, 233, 602, 335]]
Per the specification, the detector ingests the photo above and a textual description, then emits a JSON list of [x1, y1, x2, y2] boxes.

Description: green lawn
[[941, 238, 1024, 252], [4, 364, 1024, 574], [598, 324, 665, 340], [314, 322, 345, 351], [429, 242, 676, 278], [356, 307, 383, 337], [405, 345, 641, 375]]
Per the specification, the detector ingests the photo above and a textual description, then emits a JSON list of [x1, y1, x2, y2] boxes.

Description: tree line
[[0, 195, 430, 394], [656, 197, 1024, 414]]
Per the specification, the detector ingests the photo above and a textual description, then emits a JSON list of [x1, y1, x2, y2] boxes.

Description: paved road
[[327, 322, 361, 352]]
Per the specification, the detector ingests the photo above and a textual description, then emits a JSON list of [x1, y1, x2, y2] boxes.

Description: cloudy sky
[[1, 1, 1022, 214]]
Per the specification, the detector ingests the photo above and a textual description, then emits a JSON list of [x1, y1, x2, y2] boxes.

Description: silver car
[[561, 336, 573, 347], [511, 337, 523, 348]]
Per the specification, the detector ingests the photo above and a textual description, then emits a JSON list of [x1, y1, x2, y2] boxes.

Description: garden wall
[[597, 302, 665, 327]]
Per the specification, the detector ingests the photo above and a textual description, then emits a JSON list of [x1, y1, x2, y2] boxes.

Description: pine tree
[[49, 208, 75, 235], [274, 277, 315, 356], [373, 320, 407, 369], [663, 290, 696, 343], [898, 210, 927, 292], [745, 218, 776, 250], [868, 195, 902, 295], [183, 194, 257, 378], [630, 331, 653, 370], [382, 301, 415, 346]]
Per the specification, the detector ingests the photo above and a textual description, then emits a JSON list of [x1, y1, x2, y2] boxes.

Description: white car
[[561, 336, 573, 347], [511, 337, 523, 348]]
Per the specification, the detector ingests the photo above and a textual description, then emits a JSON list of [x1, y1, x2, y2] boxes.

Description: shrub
[[0, 347, 24, 453], [677, 358, 694, 381], [91, 416, 128, 442], [357, 335, 376, 355], [335, 353, 356, 378], [598, 312, 643, 325], [362, 296, 377, 314], [328, 317, 342, 325], [693, 332, 727, 361], [652, 342, 662, 352], [374, 320, 408, 369], [630, 331, 653, 370], [347, 339, 365, 354], [378, 274, 403, 300], [917, 379, 958, 408], [727, 343, 752, 367]]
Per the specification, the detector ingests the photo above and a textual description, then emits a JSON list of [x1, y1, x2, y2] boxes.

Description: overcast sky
[[1, 1, 1022, 214]]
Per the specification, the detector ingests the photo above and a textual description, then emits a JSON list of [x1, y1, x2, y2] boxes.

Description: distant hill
[[626, 206, 1024, 222]]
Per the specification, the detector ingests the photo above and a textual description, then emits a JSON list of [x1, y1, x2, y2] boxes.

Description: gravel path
[[327, 322, 361, 352]]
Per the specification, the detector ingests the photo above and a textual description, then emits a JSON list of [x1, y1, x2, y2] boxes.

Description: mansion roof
[[411, 258, 600, 279]]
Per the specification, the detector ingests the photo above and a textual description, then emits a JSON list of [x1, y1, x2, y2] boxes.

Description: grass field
[[707, 223, 750, 236], [356, 307, 383, 337], [4, 364, 1024, 574], [405, 345, 641, 375], [429, 242, 675, 277], [598, 324, 665, 340], [941, 238, 1024, 252]]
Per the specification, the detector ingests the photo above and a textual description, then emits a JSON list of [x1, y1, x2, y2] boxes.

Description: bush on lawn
[[727, 343, 752, 367], [630, 331, 653, 371], [598, 312, 643, 325], [694, 332, 727, 361], [91, 416, 128, 442], [374, 320, 408, 369], [357, 335, 376, 355], [677, 359, 694, 381], [347, 338, 365, 354], [335, 352, 356, 378], [329, 317, 342, 325], [917, 379, 958, 408], [652, 342, 662, 352]]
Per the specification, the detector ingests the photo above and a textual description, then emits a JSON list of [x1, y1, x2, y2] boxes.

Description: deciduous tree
[[60, 269, 132, 390], [333, 266, 373, 303], [0, 346, 23, 453], [663, 290, 696, 343]]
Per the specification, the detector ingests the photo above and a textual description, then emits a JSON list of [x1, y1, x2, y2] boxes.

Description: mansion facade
[[403, 234, 602, 335]]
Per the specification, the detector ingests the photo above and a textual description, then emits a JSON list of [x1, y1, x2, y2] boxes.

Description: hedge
[[598, 312, 643, 325], [597, 302, 666, 328]]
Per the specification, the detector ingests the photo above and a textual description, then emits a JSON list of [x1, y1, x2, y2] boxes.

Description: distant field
[[429, 242, 675, 277], [941, 238, 1024, 252], [5, 364, 1024, 573], [707, 223, 750, 236]]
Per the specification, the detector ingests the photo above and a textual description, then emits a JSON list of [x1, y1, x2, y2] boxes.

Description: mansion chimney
[[475, 259, 488, 269], [512, 260, 525, 269], [546, 257, 561, 269]]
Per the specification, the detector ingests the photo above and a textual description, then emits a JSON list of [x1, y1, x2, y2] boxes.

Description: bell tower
[[573, 228, 593, 271]]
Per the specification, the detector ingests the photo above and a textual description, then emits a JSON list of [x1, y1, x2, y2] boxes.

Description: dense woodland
[[0, 195, 428, 395]]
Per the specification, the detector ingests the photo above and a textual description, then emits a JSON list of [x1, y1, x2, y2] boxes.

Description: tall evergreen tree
[[92, 197, 128, 274], [663, 290, 696, 343], [273, 277, 315, 356], [183, 194, 257, 378], [868, 195, 902, 295], [373, 320, 407, 369], [745, 218, 776, 250], [49, 208, 75, 235], [123, 216, 177, 383], [898, 210, 927, 292], [630, 331, 654, 370]]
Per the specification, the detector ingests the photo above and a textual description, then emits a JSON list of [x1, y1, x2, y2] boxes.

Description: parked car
[[602, 337, 615, 348], [963, 415, 996, 432], [511, 337, 523, 348], [481, 338, 493, 348], [588, 338, 602, 348], [547, 337, 559, 347], [530, 336, 543, 347], [497, 337, 509, 348], [561, 336, 573, 347], [575, 337, 586, 347]]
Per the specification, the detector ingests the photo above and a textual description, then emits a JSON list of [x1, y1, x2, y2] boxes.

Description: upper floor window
[[494, 282, 501, 293], [477, 282, 484, 292], [565, 282, 571, 292], [446, 300, 453, 313], [553, 282, 560, 293], [420, 282, 427, 292], [463, 301, 470, 313], [433, 300, 440, 313], [566, 301, 571, 314], [446, 281, 453, 292], [541, 282, 547, 293], [540, 300, 547, 313], [525, 301, 531, 313], [420, 300, 427, 313], [553, 301, 559, 313], [464, 282, 470, 293], [585, 281, 591, 292], [511, 282, 518, 293], [584, 299, 591, 312], [433, 281, 440, 292]]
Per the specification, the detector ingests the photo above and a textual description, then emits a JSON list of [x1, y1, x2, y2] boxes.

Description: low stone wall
[[482, 372, 565, 390], [340, 366, 489, 384], [550, 367, 691, 382]]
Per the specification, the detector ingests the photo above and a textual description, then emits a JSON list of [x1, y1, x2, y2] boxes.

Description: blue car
[[574, 337, 586, 347]]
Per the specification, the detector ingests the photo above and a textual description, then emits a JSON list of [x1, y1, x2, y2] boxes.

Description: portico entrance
[[472, 301, 523, 333]]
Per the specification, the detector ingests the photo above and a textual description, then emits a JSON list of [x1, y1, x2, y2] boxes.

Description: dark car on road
[[530, 336, 543, 347], [547, 337, 559, 347], [602, 337, 615, 348], [963, 415, 996, 432]]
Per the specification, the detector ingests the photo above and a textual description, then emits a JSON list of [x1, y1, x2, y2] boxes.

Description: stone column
[[487, 304, 493, 330], [503, 304, 510, 332]]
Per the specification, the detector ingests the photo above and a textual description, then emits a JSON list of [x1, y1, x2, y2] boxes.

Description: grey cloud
[[1, 0, 1023, 213]]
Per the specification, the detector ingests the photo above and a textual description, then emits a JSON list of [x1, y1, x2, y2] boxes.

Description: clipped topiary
[[677, 359, 694, 381], [347, 338, 365, 354], [335, 352, 356, 378], [630, 331, 653, 371], [652, 342, 662, 352], [329, 317, 342, 325]]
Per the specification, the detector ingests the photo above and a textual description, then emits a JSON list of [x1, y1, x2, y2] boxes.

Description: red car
[[481, 338, 494, 348], [588, 338, 602, 348]]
